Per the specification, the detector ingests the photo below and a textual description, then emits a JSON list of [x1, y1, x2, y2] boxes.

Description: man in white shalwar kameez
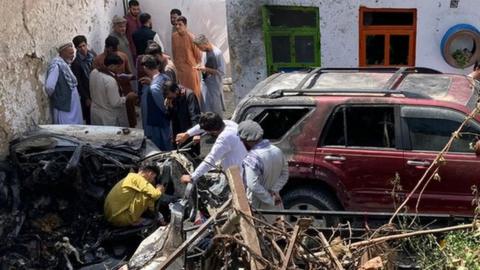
[[89, 54, 136, 127], [45, 42, 83, 124], [237, 120, 289, 221]]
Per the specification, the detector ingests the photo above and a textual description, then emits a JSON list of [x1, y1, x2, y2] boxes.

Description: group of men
[[45, 0, 226, 152], [104, 113, 289, 227], [43, 0, 289, 227]]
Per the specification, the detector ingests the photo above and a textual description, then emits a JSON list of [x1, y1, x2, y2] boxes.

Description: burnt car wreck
[[1, 124, 477, 270], [0, 125, 229, 269]]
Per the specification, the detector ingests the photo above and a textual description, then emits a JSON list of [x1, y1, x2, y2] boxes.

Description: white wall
[[138, 0, 231, 76], [315, 0, 480, 74], [0, 0, 124, 158], [226, 0, 480, 100]]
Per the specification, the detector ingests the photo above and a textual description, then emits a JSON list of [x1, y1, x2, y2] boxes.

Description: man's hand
[[85, 98, 92, 107], [156, 184, 165, 194], [192, 135, 201, 144], [126, 92, 138, 102], [139, 76, 152, 85], [194, 65, 206, 72], [176, 132, 190, 144], [164, 97, 173, 108], [272, 192, 282, 205], [180, 174, 192, 184]]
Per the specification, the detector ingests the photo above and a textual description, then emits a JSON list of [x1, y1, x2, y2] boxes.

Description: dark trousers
[[80, 97, 90, 125], [125, 98, 137, 128]]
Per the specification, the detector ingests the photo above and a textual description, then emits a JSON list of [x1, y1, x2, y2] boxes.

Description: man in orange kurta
[[93, 36, 137, 128], [172, 16, 202, 103]]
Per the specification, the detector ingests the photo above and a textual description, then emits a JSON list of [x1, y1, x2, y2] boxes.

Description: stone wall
[[0, 0, 123, 158], [226, 0, 480, 102]]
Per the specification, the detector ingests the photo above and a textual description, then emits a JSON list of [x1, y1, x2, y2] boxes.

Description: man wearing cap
[[193, 34, 225, 117], [176, 112, 247, 185], [45, 42, 83, 124], [237, 120, 289, 215], [111, 15, 135, 74]]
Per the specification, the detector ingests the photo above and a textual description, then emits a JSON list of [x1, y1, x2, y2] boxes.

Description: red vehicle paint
[[233, 68, 480, 217]]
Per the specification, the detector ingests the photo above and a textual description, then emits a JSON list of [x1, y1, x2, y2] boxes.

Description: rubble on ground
[[1, 125, 479, 270]]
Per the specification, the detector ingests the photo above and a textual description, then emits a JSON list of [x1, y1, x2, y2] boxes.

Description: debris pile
[[126, 167, 479, 270], [1, 125, 479, 269]]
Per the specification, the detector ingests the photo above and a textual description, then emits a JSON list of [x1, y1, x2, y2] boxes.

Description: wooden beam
[[226, 166, 263, 270], [319, 232, 345, 270], [281, 218, 312, 270], [158, 198, 232, 270]]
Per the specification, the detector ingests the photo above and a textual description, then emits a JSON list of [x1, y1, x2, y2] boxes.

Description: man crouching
[[104, 164, 165, 227]]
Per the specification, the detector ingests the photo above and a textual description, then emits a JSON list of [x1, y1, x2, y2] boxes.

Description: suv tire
[[282, 187, 341, 227]]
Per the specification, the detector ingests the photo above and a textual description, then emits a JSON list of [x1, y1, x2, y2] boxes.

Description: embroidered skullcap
[[238, 120, 264, 142], [57, 42, 73, 53], [193, 34, 209, 45], [112, 15, 127, 24]]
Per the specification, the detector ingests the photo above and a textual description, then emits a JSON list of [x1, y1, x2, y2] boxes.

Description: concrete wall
[[0, 0, 123, 158], [138, 0, 231, 76], [226, 0, 480, 101]]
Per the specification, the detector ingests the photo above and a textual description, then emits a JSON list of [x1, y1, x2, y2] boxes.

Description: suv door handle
[[407, 160, 430, 167], [324, 155, 346, 161]]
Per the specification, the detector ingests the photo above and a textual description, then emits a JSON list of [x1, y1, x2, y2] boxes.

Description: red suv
[[232, 67, 480, 218]]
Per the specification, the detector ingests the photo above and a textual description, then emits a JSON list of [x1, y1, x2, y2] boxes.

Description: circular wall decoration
[[441, 24, 480, 68]]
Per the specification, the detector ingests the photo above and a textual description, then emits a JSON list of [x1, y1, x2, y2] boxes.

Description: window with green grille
[[262, 6, 321, 75]]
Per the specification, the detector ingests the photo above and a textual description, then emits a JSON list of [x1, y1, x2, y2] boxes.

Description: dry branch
[[389, 106, 480, 223], [351, 223, 474, 249]]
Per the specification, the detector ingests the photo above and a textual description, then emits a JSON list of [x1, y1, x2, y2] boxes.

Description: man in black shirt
[[163, 81, 201, 154]]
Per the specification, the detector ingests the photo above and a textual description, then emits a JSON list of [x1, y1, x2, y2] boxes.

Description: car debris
[[0, 125, 231, 269], [1, 122, 478, 270]]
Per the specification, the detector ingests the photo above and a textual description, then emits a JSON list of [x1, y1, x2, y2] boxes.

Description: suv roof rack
[[295, 66, 442, 90], [267, 88, 432, 99]]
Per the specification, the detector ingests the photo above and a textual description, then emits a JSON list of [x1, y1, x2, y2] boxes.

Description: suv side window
[[242, 107, 311, 140], [401, 106, 480, 152], [323, 106, 396, 148]]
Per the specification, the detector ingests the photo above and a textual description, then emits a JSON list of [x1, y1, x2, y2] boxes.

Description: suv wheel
[[282, 187, 341, 227]]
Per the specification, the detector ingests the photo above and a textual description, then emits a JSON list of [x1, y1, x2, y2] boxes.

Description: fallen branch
[[319, 232, 345, 270], [351, 223, 474, 249], [389, 106, 480, 223], [281, 218, 311, 270]]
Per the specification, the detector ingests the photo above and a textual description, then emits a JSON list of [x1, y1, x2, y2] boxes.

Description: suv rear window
[[242, 108, 311, 140], [323, 106, 396, 148], [401, 106, 480, 152]]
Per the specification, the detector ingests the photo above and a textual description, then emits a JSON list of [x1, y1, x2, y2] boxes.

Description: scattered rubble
[[1, 124, 479, 269]]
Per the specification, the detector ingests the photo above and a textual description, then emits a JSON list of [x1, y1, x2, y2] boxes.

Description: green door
[[262, 6, 321, 75]]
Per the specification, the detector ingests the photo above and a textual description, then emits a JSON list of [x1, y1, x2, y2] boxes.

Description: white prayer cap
[[57, 42, 73, 53]]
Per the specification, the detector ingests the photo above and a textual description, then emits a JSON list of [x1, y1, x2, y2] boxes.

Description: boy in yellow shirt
[[104, 164, 164, 227]]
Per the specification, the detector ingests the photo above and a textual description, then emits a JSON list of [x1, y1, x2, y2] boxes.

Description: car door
[[401, 106, 480, 214], [315, 105, 405, 211]]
